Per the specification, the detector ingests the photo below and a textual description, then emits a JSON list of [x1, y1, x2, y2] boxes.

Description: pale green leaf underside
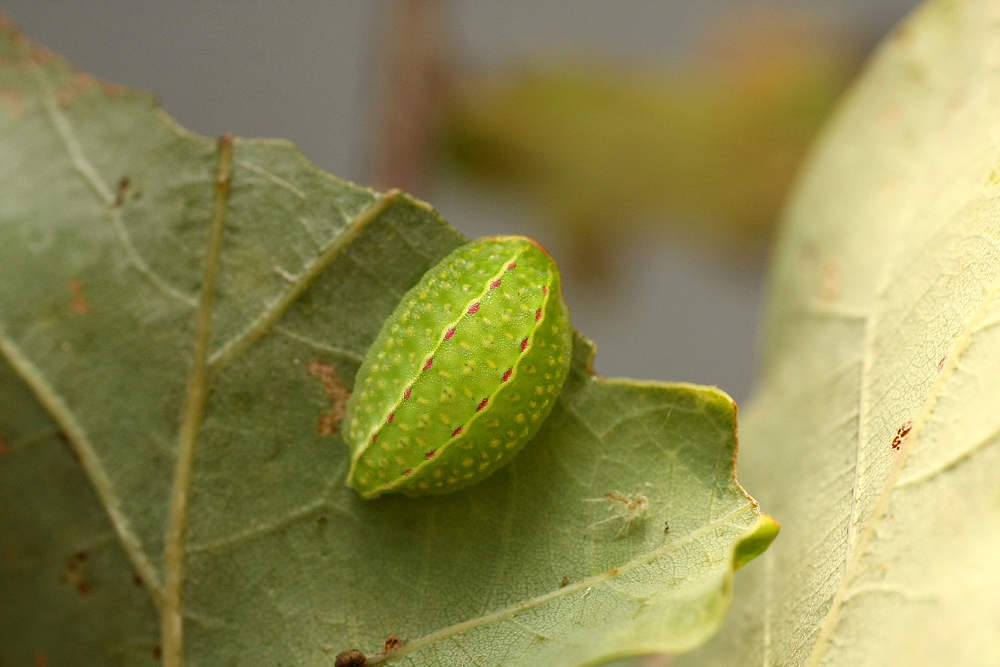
[[0, 19, 772, 667], [677, 1, 1000, 665]]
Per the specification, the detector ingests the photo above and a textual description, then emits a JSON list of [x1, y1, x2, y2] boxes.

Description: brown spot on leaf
[[560, 575, 569, 588], [890, 421, 913, 452], [114, 176, 130, 208], [382, 633, 403, 654], [937, 355, 946, 372], [307, 361, 352, 436], [0, 434, 10, 457], [3, 547, 16, 562], [75, 579, 90, 596], [132, 573, 143, 586], [335, 649, 367, 667], [153, 646, 162, 660], [820, 261, 840, 302], [0, 88, 23, 119], [32, 648, 49, 667], [101, 82, 131, 98], [57, 72, 97, 106], [75, 550, 87, 562], [68, 280, 90, 315]]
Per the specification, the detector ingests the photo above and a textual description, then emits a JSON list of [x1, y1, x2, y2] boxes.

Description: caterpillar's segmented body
[[343, 236, 573, 498]]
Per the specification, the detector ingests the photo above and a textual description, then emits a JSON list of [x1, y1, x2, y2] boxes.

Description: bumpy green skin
[[343, 236, 573, 498]]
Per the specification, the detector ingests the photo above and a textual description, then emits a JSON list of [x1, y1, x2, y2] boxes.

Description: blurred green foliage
[[440, 17, 860, 270]]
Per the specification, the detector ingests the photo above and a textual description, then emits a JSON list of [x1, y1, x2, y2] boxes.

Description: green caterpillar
[[343, 236, 573, 498]]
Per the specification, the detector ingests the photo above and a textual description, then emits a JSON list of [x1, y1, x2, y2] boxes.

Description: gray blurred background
[[0, 0, 921, 406]]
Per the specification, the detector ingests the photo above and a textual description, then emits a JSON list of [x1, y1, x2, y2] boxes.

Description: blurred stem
[[369, 0, 448, 193]]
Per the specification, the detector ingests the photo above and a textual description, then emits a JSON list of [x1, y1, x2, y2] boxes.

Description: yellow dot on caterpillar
[[364, 406, 374, 414], [515, 414, 525, 424], [377, 351, 385, 359], [460, 341, 472, 351], [532, 412, 541, 421], [405, 327, 414, 336], [434, 469, 444, 478], [439, 271, 448, 280], [377, 379, 386, 389], [547, 385, 555, 393], [462, 284, 472, 292], [436, 482, 444, 487], [487, 359, 497, 369], [418, 415, 431, 427], [370, 363, 379, 372], [419, 290, 428, 299], [400, 313, 409, 323], [529, 401, 537, 408], [486, 419, 500, 428], [398, 423, 410, 431], [462, 458, 474, 467], [419, 482, 430, 490], [462, 360, 476, 375], [528, 366, 537, 374], [440, 387, 455, 402], [520, 303, 530, 311], [482, 336, 494, 348], [481, 452, 489, 459], [448, 477, 459, 484], [393, 354, 402, 364], [490, 439, 502, 447], [463, 386, 474, 398], [395, 456, 405, 465], [459, 441, 474, 449], [544, 373, 552, 380], [548, 356, 557, 365], [359, 476, 369, 484], [439, 414, 451, 425], [535, 386, 545, 395], [443, 302, 452, 312], [463, 472, 475, 478], [479, 462, 490, 471], [378, 458, 388, 467], [417, 397, 430, 405], [558, 354, 565, 363], [416, 438, 427, 447], [507, 430, 516, 437], [424, 327, 433, 337], [504, 332, 514, 340], [502, 312, 512, 322], [380, 442, 390, 451], [438, 369, 453, 379]]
